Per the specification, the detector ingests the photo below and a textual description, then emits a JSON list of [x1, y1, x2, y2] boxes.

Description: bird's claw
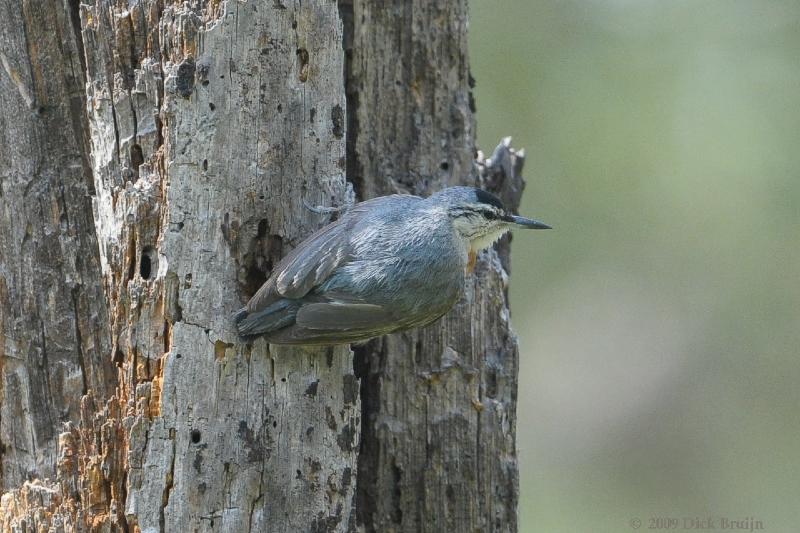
[[303, 200, 344, 215], [303, 181, 356, 217]]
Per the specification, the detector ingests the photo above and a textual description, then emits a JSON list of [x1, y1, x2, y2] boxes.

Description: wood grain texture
[[0, 0, 115, 492], [0, 0, 527, 531], [346, 0, 476, 200], [2, 0, 357, 530], [346, 2, 522, 531], [81, 1, 357, 530]]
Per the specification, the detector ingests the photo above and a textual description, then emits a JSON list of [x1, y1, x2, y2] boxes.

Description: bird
[[234, 186, 550, 345]]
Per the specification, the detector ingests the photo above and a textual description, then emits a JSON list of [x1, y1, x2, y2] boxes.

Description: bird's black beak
[[510, 215, 551, 229]]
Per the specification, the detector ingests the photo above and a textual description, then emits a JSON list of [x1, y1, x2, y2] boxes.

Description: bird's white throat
[[469, 226, 511, 252]]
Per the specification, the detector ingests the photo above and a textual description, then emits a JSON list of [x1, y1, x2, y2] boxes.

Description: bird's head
[[429, 186, 550, 251]]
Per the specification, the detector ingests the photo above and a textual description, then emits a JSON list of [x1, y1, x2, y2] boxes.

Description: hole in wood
[[140, 246, 156, 280], [257, 219, 268, 239], [130, 144, 144, 176], [296, 48, 309, 82], [331, 105, 344, 138], [190, 430, 201, 444]]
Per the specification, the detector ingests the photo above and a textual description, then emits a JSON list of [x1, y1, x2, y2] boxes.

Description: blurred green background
[[469, 1, 800, 531]]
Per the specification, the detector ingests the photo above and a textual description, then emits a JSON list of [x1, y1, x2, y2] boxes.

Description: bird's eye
[[484, 210, 498, 220]]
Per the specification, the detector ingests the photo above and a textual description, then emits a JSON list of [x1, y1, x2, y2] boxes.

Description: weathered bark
[[0, 0, 115, 491], [345, 2, 521, 531], [79, 1, 357, 531], [0, 0, 525, 531], [3, 1, 356, 530]]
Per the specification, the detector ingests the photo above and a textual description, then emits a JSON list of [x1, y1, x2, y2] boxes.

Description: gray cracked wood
[[0, 0, 115, 492], [346, 1, 522, 531], [79, 1, 357, 531], [0, 0, 526, 531], [3, 0, 358, 531]]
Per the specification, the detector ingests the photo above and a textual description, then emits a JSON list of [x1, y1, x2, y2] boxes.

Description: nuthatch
[[235, 186, 549, 345]]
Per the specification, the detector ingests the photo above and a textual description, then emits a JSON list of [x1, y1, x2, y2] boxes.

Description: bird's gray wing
[[246, 219, 350, 312], [246, 195, 418, 313], [295, 302, 396, 331], [275, 223, 350, 299]]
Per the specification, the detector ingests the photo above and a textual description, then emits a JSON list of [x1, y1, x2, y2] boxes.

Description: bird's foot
[[303, 200, 344, 215], [303, 181, 356, 217]]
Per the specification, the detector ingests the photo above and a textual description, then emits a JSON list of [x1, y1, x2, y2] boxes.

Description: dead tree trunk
[[0, 1, 524, 531], [0, 0, 116, 492], [344, 2, 522, 531]]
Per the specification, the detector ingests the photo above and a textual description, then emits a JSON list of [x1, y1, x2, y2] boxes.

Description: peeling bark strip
[[1, 0, 524, 531]]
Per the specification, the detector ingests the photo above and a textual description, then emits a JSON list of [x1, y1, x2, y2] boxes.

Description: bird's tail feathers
[[234, 300, 298, 341], [233, 307, 249, 325]]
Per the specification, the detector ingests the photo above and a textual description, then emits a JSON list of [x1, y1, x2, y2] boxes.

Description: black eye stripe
[[474, 189, 505, 210], [450, 206, 505, 220], [450, 207, 506, 220]]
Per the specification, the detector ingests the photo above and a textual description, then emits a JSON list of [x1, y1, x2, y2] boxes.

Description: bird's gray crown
[[426, 185, 550, 237], [427, 186, 506, 211]]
